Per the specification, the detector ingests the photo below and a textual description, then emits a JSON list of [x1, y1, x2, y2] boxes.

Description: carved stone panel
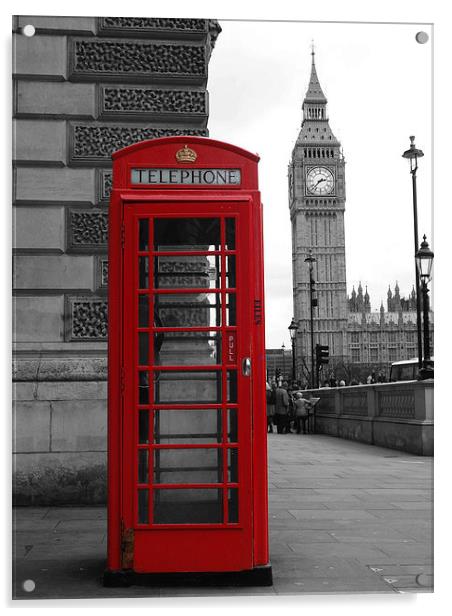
[[99, 86, 207, 122], [96, 169, 112, 205], [69, 38, 207, 84], [377, 390, 415, 419], [95, 256, 108, 292], [67, 208, 108, 252], [157, 259, 211, 288], [66, 296, 108, 341], [69, 123, 207, 165], [98, 17, 207, 38]]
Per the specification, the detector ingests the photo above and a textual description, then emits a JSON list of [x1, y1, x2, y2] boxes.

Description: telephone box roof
[[112, 135, 260, 162]]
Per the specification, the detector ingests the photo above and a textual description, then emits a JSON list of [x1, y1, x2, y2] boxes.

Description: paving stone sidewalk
[[13, 434, 433, 599]]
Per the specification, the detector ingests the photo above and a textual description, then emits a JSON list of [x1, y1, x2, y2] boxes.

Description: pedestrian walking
[[266, 382, 276, 433], [274, 381, 290, 434], [293, 392, 311, 434]]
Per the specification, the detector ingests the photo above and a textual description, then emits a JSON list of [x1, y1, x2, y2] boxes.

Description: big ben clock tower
[[289, 49, 348, 381]]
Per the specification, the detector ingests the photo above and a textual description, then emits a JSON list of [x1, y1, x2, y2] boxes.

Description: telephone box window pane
[[227, 371, 238, 403], [139, 332, 149, 366], [138, 295, 150, 327], [138, 489, 149, 524], [139, 410, 149, 444], [228, 448, 238, 483], [154, 255, 220, 290], [153, 371, 222, 404], [225, 218, 236, 250], [139, 257, 149, 289], [153, 448, 222, 484], [227, 409, 238, 442], [155, 293, 222, 328], [154, 409, 222, 444], [139, 219, 149, 252], [154, 218, 220, 251], [153, 489, 223, 524], [138, 449, 149, 484], [226, 294, 237, 326], [139, 372, 149, 404], [153, 331, 221, 366], [228, 488, 239, 523], [226, 256, 236, 289]]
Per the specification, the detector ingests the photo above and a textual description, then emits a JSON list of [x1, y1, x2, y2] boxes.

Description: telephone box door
[[121, 200, 254, 573]]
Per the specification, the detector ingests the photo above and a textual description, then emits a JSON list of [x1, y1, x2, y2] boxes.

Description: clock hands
[[315, 177, 326, 187]]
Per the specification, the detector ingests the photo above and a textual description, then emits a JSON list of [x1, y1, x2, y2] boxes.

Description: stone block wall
[[311, 380, 433, 455], [12, 15, 221, 504]]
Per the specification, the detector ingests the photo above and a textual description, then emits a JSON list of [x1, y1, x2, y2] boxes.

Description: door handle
[[242, 357, 251, 377]]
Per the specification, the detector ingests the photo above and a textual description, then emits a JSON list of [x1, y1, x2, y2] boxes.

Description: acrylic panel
[[12, 12, 434, 601]]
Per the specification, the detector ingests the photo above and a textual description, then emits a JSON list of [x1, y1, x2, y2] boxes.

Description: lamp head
[[288, 318, 298, 340], [416, 234, 434, 281], [402, 136, 424, 172]]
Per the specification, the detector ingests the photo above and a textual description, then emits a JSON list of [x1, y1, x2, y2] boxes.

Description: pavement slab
[[12, 433, 433, 599]]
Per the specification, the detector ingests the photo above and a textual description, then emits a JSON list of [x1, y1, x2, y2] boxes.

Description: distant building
[[265, 348, 293, 383], [347, 282, 433, 372], [288, 50, 433, 384]]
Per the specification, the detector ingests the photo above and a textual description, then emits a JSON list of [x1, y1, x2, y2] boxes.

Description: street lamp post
[[402, 136, 424, 372], [281, 343, 286, 382], [288, 318, 298, 384], [304, 249, 317, 388], [416, 235, 434, 380]]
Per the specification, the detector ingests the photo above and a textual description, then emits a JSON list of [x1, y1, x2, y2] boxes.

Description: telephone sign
[[104, 136, 272, 586], [131, 167, 242, 185]]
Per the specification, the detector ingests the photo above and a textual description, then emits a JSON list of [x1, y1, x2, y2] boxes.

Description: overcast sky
[[207, 20, 432, 349]]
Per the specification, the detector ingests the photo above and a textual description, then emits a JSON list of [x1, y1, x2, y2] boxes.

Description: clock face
[[306, 167, 334, 195]]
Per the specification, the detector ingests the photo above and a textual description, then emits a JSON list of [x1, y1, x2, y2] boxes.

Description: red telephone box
[[104, 136, 272, 586]]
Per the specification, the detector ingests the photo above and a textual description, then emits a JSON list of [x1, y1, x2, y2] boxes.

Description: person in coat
[[293, 392, 311, 434], [266, 382, 276, 433], [274, 381, 290, 434]]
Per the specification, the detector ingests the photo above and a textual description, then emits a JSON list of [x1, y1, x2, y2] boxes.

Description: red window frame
[[122, 205, 253, 536]]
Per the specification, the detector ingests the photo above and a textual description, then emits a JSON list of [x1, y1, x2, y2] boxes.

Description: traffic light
[[315, 344, 329, 367], [275, 367, 281, 378]]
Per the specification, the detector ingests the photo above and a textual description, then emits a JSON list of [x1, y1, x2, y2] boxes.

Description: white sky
[[207, 20, 432, 348]]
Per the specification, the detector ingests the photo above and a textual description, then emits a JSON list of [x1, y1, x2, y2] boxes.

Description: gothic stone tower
[[289, 50, 348, 381]]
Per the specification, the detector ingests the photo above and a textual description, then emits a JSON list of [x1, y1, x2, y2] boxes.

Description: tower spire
[[300, 47, 331, 127], [304, 46, 327, 105], [295, 47, 339, 145]]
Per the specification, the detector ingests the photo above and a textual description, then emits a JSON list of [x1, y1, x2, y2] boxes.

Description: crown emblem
[[175, 145, 197, 163]]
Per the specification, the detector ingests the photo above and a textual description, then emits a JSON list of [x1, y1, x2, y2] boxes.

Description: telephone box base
[[103, 564, 273, 588]]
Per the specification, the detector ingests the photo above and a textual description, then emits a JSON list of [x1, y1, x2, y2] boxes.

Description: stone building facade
[[289, 51, 433, 384], [346, 282, 434, 377], [12, 15, 220, 504]]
